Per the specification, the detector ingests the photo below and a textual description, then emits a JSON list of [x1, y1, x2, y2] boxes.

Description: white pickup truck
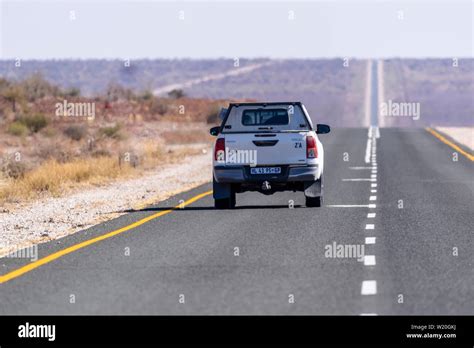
[[210, 102, 330, 209]]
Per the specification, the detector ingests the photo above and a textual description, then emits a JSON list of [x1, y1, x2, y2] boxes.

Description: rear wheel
[[304, 175, 323, 208], [213, 178, 236, 209], [214, 191, 235, 209], [305, 195, 322, 207]]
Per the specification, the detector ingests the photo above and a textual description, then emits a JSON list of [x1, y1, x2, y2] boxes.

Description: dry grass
[[161, 129, 211, 144], [0, 142, 206, 204], [0, 157, 133, 202]]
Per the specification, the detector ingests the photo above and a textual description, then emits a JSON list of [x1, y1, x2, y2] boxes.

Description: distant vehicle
[[210, 102, 330, 209]]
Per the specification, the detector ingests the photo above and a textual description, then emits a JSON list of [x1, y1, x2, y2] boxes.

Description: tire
[[305, 195, 322, 207], [213, 178, 236, 209], [304, 175, 323, 208], [214, 191, 236, 209]]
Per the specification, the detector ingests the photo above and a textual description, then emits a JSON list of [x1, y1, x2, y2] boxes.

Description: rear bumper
[[214, 164, 320, 183]]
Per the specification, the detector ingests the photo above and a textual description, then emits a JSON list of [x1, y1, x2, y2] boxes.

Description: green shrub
[[16, 114, 48, 133], [167, 89, 185, 99], [64, 125, 87, 141], [99, 124, 122, 139], [140, 90, 153, 101], [7, 121, 28, 136], [42, 126, 57, 138], [64, 87, 81, 97]]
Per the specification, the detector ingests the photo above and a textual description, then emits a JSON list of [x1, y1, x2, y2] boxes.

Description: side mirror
[[209, 126, 220, 136], [316, 124, 330, 134]]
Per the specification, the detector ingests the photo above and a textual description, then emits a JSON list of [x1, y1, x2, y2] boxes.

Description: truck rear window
[[241, 109, 289, 126]]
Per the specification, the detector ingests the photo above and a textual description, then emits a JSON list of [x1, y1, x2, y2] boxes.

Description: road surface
[[0, 126, 472, 315]]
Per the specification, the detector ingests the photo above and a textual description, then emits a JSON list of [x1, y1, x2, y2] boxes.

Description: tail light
[[215, 138, 225, 163], [306, 135, 318, 158]]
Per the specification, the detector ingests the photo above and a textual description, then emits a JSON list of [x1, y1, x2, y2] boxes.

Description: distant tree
[[140, 90, 153, 101], [63, 87, 81, 97], [105, 83, 135, 101], [167, 89, 185, 99], [20, 73, 60, 101], [0, 78, 10, 92], [2, 85, 24, 112]]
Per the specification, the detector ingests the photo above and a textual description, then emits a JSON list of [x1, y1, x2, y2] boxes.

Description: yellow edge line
[[0, 190, 213, 284], [426, 128, 474, 162]]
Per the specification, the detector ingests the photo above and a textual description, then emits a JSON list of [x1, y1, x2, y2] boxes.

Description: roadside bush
[[64, 125, 87, 141], [63, 87, 81, 97], [150, 99, 168, 115], [2, 160, 28, 179], [206, 105, 222, 124], [7, 121, 28, 136], [99, 124, 122, 139], [140, 90, 153, 101], [36, 145, 71, 163], [16, 114, 48, 133], [167, 89, 185, 99], [41, 126, 57, 138], [91, 149, 111, 158]]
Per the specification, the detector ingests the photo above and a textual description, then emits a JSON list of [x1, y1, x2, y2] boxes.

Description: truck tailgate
[[224, 132, 307, 166]]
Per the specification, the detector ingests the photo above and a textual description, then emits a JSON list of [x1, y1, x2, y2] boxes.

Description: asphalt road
[[0, 126, 472, 315]]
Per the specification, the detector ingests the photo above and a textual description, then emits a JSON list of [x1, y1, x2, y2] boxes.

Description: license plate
[[250, 167, 281, 175]]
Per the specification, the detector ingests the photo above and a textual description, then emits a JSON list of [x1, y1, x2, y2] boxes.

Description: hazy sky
[[0, 0, 472, 59]]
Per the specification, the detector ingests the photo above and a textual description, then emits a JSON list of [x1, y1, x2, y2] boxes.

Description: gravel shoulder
[[435, 126, 474, 150], [0, 152, 211, 257]]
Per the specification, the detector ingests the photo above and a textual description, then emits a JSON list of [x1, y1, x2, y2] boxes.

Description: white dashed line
[[327, 204, 375, 208], [365, 138, 372, 163], [349, 166, 374, 170], [365, 237, 376, 244], [360, 84, 379, 313], [342, 178, 377, 182], [364, 255, 376, 266], [360, 313, 378, 316], [361, 280, 377, 295]]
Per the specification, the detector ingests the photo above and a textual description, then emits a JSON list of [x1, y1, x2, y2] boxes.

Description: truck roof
[[229, 102, 303, 108]]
